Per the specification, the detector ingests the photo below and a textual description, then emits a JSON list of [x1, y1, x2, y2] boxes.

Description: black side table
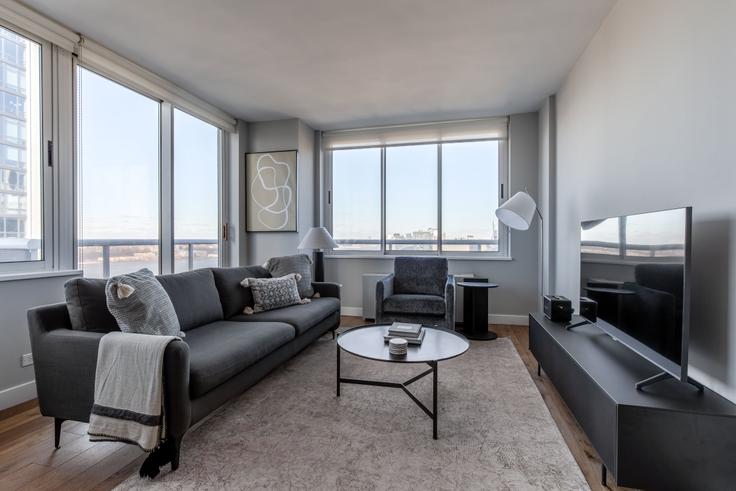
[[457, 280, 499, 340]]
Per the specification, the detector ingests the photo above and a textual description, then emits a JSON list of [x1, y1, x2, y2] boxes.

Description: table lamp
[[297, 227, 338, 282]]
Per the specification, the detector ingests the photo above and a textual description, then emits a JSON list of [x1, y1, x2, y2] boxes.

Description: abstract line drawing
[[246, 151, 297, 232]]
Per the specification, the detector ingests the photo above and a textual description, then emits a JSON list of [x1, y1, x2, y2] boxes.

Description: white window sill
[[325, 255, 513, 261], [0, 269, 82, 283]]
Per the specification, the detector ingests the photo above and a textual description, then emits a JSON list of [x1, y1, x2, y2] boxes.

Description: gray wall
[[244, 119, 316, 265], [538, 96, 556, 301], [325, 112, 540, 323], [553, 0, 736, 401], [0, 271, 80, 410]]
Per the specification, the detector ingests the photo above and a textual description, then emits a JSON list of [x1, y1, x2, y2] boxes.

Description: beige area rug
[[117, 334, 588, 490]]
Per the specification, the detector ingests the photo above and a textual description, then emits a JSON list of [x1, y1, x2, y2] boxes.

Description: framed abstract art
[[245, 150, 298, 232]]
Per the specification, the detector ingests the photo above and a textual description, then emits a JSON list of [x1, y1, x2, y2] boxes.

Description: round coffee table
[[336, 324, 469, 439]]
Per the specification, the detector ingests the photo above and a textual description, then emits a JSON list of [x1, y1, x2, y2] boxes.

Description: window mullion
[[437, 144, 442, 255], [160, 102, 173, 274], [380, 146, 386, 254]]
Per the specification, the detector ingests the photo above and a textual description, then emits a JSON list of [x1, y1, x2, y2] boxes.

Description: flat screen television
[[579, 207, 693, 387]]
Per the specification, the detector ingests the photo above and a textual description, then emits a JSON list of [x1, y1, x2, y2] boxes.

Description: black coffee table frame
[[336, 346, 439, 438]]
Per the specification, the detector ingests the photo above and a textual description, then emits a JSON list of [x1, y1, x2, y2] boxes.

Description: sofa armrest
[[28, 303, 191, 438], [312, 281, 341, 299], [375, 273, 395, 321], [445, 275, 455, 329]]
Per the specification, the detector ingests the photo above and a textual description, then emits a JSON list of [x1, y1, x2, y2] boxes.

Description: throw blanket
[[88, 332, 179, 451]]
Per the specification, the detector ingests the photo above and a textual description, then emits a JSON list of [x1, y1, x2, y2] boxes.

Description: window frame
[[325, 136, 509, 258], [0, 18, 54, 274], [72, 64, 227, 277]]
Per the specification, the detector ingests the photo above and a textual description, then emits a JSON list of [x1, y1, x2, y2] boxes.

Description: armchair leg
[[54, 418, 65, 449]]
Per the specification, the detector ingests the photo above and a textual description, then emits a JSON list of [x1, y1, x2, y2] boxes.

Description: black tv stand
[[529, 313, 736, 489], [636, 370, 704, 391]]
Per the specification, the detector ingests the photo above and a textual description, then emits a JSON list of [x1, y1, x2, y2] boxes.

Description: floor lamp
[[495, 190, 545, 298]]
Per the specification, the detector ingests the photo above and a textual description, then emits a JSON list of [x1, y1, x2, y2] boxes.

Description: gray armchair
[[375, 257, 454, 329]]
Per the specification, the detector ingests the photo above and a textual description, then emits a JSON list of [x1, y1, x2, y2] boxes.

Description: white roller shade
[[322, 117, 508, 150]]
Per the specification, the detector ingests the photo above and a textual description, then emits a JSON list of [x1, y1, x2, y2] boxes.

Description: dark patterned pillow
[[263, 254, 314, 298], [240, 273, 310, 313]]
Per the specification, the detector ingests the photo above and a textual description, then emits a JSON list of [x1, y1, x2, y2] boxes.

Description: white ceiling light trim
[[322, 117, 508, 150], [77, 37, 236, 132]]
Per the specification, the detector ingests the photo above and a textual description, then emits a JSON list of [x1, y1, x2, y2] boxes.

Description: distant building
[[0, 26, 40, 261]]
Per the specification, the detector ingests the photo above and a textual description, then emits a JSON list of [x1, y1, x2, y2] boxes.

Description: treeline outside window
[[329, 139, 504, 255]]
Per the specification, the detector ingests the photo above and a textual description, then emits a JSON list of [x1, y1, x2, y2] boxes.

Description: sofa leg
[[332, 329, 336, 340], [171, 437, 181, 471], [54, 418, 65, 449]]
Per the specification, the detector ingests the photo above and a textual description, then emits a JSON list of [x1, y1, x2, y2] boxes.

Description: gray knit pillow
[[240, 273, 309, 313], [105, 268, 183, 337], [263, 254, 314, 298]]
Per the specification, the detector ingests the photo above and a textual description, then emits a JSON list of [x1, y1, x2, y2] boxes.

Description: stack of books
[[384, 322, 425, 345]]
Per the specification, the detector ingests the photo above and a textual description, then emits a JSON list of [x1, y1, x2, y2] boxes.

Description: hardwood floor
[[0, 317, 631, 490]]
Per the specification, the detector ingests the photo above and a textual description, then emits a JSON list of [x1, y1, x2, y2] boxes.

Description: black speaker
[[543, 295, 573, 322], [579, 296, 598, 322]]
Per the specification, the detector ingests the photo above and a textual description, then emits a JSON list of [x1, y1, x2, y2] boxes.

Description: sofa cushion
[[263, 254, 314, 298], [393, 257, 448, 296], [211, 266, 271, 317], [383, 294, 446, 316], [229, 297, 340, 335], [185, 320, 295, 398], [157, 269, 223, 331], [106, 268, 183, 336], [64, 277, 120, 333]]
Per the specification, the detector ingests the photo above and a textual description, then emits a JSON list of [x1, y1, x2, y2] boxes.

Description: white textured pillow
[[240, 273, 310, 313]]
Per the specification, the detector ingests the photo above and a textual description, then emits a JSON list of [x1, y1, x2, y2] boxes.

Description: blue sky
[[332, 141, 499, 241], [78, 68, 218, 241]]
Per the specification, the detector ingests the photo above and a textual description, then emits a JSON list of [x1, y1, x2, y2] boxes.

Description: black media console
[[529, 313, 736, 490]]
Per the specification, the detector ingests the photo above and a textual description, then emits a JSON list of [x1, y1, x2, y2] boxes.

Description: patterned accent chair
[[375, 257, 454, 329]]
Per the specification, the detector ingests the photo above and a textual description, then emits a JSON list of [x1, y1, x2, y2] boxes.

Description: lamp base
[[314, 250, 325, 282]]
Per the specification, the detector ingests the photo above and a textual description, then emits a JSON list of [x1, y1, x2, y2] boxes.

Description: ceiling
[[23, 0, 615, 130]]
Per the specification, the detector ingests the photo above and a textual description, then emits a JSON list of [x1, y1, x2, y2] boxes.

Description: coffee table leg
[[336, 344, 341, 397], [432, 361, 438, 440]]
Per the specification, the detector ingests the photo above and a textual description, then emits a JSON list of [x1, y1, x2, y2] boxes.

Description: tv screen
[[580, 207, 692, 381]]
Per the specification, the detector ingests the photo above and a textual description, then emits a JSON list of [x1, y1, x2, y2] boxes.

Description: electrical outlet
[[21, 353, 33, 367]]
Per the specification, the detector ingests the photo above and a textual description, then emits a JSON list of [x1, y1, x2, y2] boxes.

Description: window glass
[[173, 109, 219, 272], [385, 144, 438, 252], [331, 148, 381, 251], [0, 26, 42, 263], [441, 141, 499, 252], [77, 67, 160, 277]]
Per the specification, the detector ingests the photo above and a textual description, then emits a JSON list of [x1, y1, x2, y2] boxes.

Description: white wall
[[554, 0, 736, 400], [325, 112, 540, 324], [0, 271, 80, 410], [244, 119, 316, 265]]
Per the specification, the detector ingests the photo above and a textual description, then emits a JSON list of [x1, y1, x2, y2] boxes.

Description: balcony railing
[[581, 240, 684, 258], [334, 238, 499, 253], [78, 238, 218, 277]]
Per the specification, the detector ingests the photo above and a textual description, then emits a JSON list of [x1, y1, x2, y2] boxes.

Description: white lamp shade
[[495, 191, 537, 231], [297, 227, 339, 250]]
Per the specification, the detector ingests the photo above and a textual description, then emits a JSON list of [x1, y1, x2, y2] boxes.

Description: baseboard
[[489, 314, 528, 326], [341, 306, 363, 317], [0, 380, 37, 411]]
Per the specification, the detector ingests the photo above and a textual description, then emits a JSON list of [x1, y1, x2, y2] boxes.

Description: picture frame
[[245, 150, 298, 232]]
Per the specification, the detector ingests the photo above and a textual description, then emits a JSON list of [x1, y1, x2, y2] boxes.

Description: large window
[[77, 67, 161, 277], [0, 24, 46, 267], [173, 108, 220, 272], [326, 123, 508, 256], [331, 148, 381, 250], [76, 68, 224, 278]]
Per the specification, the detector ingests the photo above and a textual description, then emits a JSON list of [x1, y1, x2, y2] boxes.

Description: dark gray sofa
[[27, 265, 340, 471]]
